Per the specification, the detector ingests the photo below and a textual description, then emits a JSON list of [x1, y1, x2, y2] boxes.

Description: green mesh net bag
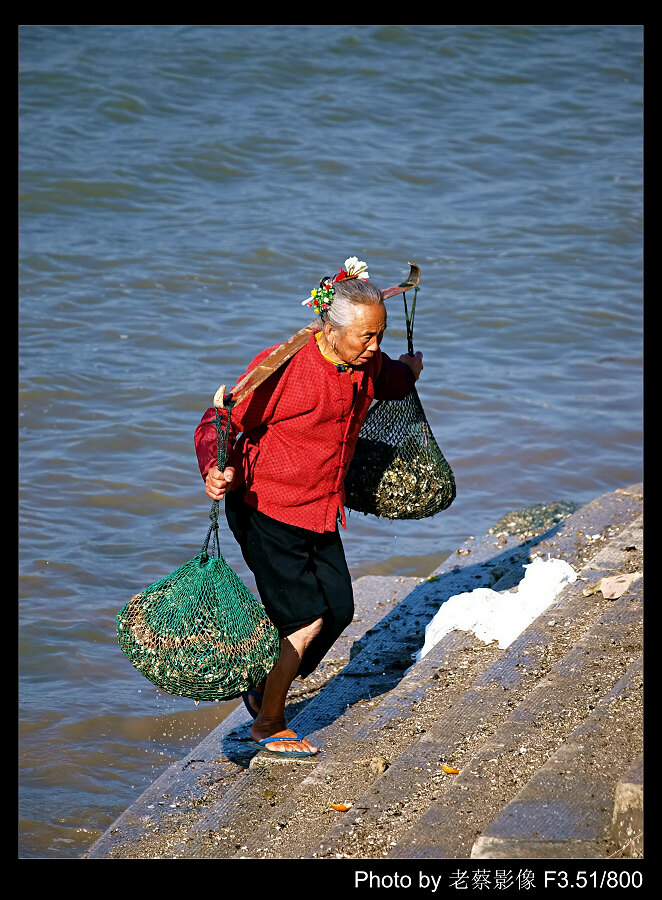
[[116, 400, 280, 702], [344, 287, 456, 521]]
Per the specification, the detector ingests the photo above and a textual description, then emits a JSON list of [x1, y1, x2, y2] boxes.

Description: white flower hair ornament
[[302, 257, 370, 316]]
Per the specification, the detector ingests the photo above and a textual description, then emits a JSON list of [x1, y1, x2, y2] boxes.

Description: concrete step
[[213, 507, 642, 861], [470, 655, 643, 859], [146, 539, 521, 858], [88, 514, 541, 859], [83, 485, 643, 859], [610, 754, 644, 859], [83, 572, 419, 859], [286, 573, 422, 701], [385, 574, 643, 859], [304, 517, 642, 860], [229, 631, 503, 859]]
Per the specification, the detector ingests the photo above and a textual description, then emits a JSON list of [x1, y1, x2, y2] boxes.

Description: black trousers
[[225, 487, 354, 680]]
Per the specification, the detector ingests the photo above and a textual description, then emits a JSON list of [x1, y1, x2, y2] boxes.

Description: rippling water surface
[[18, 25, 643, 858]]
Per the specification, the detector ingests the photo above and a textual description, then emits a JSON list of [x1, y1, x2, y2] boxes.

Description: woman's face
[[327, 303, 387, 368]]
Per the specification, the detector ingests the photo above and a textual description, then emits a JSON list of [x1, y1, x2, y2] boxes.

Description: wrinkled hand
[[400, 350, 423, 381], [205, 465, 235, 501]]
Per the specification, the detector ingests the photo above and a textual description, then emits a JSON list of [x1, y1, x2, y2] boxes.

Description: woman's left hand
[[400, 351, 423, 381]]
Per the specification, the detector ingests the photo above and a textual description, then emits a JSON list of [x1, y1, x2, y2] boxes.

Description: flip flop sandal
[[241, 689, 263, 720], [247, 732, 317, 758]]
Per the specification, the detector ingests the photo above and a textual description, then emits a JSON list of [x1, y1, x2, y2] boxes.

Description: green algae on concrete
[[488, 501, 581, 540]]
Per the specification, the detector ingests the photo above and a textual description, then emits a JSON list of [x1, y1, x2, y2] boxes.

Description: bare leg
[[250, 617, 323, 753]]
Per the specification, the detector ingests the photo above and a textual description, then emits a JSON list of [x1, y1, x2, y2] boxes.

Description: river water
[[18, 25, 643, 859]]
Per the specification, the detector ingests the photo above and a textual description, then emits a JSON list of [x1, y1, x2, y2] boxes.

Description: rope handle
[[402, 283, 419, 357], [201, 385, 234, 561]]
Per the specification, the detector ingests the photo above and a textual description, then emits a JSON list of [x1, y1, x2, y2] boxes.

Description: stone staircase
[[85, 484, 643, 860]]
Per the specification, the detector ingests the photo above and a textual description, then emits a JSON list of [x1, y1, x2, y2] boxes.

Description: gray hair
[[318, 277, 383, 333]]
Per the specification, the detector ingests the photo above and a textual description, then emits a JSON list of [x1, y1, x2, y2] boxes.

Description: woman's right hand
[[205, 465, 235, 501]]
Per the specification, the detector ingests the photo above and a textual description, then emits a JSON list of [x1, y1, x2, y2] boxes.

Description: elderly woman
[[194, 259, 423, 758]]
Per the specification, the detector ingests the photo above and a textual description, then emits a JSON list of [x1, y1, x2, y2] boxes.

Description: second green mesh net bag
[[116, 396, 280, 702], [344, 286, 456, 521]]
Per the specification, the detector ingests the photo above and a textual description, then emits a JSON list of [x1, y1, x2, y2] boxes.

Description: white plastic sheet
[[414, 556, 577, 662]]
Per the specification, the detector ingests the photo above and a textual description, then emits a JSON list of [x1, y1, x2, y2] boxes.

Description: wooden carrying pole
[[221, 263, 421, 410]]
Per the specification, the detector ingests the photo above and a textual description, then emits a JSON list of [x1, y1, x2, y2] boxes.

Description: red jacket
[[194, 331, 415, 533]]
